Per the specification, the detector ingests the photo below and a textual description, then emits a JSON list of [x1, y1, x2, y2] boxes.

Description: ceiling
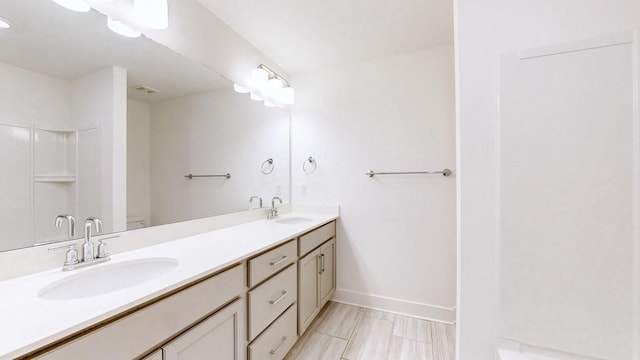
[[0, 0, 229, 103], [196, 0, 454, 74]]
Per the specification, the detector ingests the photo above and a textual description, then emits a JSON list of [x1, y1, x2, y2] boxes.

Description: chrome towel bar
[[365, 169, 452, 178], [184, 173, 231, 179]]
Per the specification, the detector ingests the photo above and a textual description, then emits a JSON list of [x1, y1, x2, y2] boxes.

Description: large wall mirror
[[0, 0, 290, 252]]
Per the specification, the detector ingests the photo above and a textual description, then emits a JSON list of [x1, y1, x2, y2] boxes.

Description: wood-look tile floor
[[284, 302, 455, 360]]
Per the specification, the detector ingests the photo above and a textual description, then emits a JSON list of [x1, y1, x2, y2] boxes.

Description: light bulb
[[0, 17, 12, 29], [250, 92, 263, 101], [251, 68, 269, 90], [233, 84, 250, 94], [279, 87, 295, 105], [107, 17, 141, 38], [52, 0, 91, 12], [134, 0, 169, 30], [266, 78, 284, 98]]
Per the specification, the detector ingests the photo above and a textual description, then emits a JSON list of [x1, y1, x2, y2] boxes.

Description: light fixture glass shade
[[279, 87, 295, 105], [233, 84, 250, 94], [250, 92, 263, 101], [107, 17, 141, 38], [0, 17, 12, 29], [264, 100, 276, 107], [251, 68, 269, 90], [134, 0, 169, 30], [52, 0, 91, 12], [266, 78, 284, 98]]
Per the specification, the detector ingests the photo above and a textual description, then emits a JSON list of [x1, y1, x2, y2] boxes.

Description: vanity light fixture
[[235, 64, 295, 107], [134, 0, 169, 30], [107, 17, 141, 38], [279, 87, 295, 105], [266, 78, 284, 98], [51, 0, 91, 12], [0, 16, 12, 29], [233, 84, 250, 93], [251, 68, 269, 90]]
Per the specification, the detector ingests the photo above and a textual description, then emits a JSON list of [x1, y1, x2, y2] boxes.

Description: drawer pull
[[269, 290, 288, 305], [269, 336, 288, 355], [269, 255, 289, 266], [321, 253, 326, 273]]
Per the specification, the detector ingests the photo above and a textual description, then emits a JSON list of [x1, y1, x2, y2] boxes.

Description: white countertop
[[0, 211, 338, 359]]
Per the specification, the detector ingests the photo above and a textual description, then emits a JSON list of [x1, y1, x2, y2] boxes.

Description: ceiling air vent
[[133, 85, 159, 94]]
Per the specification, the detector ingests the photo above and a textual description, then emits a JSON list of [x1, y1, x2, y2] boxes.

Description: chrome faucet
[[267, 197, 283, 220], [83, 217, 103, 262], [50, 217, 113, 271], [249, 196, 263, 209], [55, 214, 75, 240]]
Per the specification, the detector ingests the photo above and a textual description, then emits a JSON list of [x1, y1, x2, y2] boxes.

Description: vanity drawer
[[33, 264, 243, 360], [248, 304, 297, 360], [248, 240, 296, 288], [298, 221, 335, 256], [248, 264, 297, 341]]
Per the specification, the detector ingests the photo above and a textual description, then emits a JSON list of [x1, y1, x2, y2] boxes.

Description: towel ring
[[303, 157, 317, 174], [261, 158, 274, 175]]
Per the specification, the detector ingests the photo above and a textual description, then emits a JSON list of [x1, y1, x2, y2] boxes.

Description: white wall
[[0, 62, 69, 129], [127, 99, 151, 227], [455, 0, 640, 358], [149, 87, 290, 226], [290, 46, 456, 321]]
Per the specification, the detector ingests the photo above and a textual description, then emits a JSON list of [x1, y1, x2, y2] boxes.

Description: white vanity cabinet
[[318, 238, 336, 307], [297, 222, 336, 335], [12, 216, 340, 360], [31, 265, 244, 360], [161, 299, 243, 360], [143, 350, 163, 360], [246, 240, 298, 360]]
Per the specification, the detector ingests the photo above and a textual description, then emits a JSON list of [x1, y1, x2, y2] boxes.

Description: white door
[[499, 32, 637, 359]]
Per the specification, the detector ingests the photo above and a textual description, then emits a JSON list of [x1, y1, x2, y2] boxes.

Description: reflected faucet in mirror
[[55, 215, 75, 240], [249, 196, 263, 209]]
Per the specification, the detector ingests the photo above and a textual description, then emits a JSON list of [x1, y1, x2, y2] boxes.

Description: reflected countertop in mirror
[[0, 0, 291, 252]]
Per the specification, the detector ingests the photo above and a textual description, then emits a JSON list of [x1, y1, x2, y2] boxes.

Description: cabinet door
[[163, 299, 243, 360], [141, 350, 162, 360], [319, 238, 336, 307], [297, 249, 320, 335]]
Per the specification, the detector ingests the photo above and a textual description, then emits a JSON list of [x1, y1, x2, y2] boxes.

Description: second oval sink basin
[[275, 217, 313, 225], [38, 257, 179, 300]]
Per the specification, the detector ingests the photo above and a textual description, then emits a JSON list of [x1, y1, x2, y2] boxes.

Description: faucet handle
[[97, 239, 109, 259], [49, 244, 79, 267]]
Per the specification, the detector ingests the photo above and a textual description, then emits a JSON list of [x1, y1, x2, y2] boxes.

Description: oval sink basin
[[275, 217, 313, 225], [38, 257, 179, 300]]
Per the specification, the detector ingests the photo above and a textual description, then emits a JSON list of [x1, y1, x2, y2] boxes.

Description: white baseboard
[[332, 289, 456, 324], [497, 338, 603, 360]]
